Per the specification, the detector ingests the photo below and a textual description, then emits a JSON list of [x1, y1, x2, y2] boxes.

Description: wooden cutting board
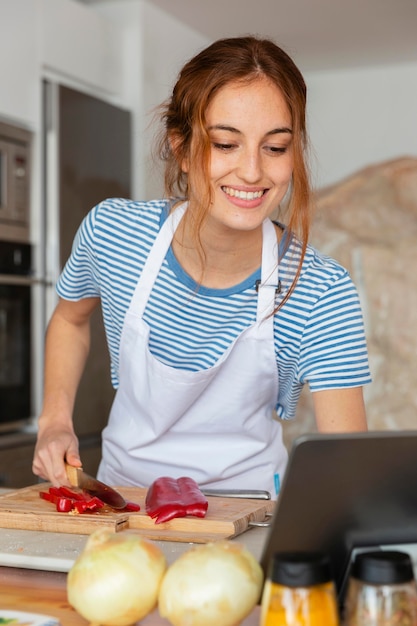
[[0, 484, 274, 543]]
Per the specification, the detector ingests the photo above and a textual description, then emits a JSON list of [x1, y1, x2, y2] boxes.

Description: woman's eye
[[212, 142, 236, 151], [266, 146, 288, 154]]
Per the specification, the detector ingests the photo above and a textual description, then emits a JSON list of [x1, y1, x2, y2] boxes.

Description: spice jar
[[260, 551, 341, 626], [343, 550, 417, 626]]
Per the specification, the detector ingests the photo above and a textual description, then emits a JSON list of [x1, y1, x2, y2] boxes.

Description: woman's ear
[[169, 132, 189, 173]]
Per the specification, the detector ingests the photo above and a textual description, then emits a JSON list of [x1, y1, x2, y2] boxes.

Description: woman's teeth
[[222, 187, 264, 200]]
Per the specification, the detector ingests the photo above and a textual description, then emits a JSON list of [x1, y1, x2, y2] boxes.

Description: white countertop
[[0, 488, 269, 572], [0, 525, 268, 572]]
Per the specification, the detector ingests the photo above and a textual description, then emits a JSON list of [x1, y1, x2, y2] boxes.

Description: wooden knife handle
[[65, 462, 81, 487]]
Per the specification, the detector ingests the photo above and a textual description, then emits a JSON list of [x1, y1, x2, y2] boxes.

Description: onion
[[158, 540, 264, 626], [67, 529, 167, 626]]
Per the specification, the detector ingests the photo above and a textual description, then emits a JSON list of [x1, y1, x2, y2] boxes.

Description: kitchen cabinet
[[0, 434, 37, 489]]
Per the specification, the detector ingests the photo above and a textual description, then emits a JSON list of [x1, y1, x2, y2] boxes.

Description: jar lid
[[351, 550, 415, 584], [269, 552, 333, 587]]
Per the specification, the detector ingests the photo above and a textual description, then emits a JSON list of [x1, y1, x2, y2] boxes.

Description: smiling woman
[[32, 36, 371, 499]]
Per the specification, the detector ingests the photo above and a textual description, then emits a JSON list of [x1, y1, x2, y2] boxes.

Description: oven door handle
[[0, 275, 52, 287]]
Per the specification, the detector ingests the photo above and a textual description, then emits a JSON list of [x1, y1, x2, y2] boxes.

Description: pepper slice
[[122, 500, 141, 512], [145, 476, 208, 524], [39, 487, 105, 514]]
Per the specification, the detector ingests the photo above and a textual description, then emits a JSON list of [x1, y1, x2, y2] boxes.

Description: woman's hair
[[157, 36, 311, 304]]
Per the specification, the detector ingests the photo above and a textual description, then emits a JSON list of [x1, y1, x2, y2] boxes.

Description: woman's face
[[196, 76, 294, 233]]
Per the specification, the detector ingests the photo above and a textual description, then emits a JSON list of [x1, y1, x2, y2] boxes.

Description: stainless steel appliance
[[0, 121, 31, 243], [0, 241, 32, 432]]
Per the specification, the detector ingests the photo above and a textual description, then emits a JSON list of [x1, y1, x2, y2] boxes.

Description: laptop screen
[[260, 430, 417, 601]]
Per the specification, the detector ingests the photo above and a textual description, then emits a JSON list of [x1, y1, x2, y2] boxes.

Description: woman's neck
[[172, 215, 276, 289]]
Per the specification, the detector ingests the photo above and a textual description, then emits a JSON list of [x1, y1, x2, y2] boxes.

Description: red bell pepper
[[122, 500, 141, 512], [56, 497, 73, 513], [145, 476, 208, 524], [39, 486, 105, 514]]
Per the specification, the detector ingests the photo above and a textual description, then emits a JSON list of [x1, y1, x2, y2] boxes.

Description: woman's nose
[[236, 149, 263, 183]]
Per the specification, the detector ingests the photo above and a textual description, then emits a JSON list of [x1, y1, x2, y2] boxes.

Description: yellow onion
[[158, 540, 263, 626], [67, 529, 167, 626]]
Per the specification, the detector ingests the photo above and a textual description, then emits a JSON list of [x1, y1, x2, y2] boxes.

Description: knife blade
[[65, 463, 127, 509], [200, 488, 271, 500]]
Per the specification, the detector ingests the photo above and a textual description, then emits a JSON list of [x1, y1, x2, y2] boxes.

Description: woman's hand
[[32, 417, 82, 486]]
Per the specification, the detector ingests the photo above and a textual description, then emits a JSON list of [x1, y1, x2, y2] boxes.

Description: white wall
[[90, 0, 209, 199], [305, 61, 417, 189], [19, 0, 415, 197], [0, 0, 39, 128], [141, 2, 210, 199], [135, 3, 417, 194]]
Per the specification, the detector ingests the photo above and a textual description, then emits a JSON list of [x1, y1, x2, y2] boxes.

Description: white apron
[[98, 203, 288, 497]]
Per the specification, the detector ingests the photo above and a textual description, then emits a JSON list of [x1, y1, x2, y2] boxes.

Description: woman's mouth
[[222, 186, 266, 201]]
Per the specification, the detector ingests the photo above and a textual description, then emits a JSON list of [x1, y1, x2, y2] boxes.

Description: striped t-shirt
[[57, 197, 372, 420]]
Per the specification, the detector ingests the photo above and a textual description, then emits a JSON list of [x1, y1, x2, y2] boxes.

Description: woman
[[33, 36, 370, 497]]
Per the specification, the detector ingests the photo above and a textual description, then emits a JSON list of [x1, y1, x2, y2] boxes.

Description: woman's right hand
[[32, 418, 82, 487]]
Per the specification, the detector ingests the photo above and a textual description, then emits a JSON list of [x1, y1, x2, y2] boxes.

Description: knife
[[200, 488, 271, 500], [65, 463, 127, 509]]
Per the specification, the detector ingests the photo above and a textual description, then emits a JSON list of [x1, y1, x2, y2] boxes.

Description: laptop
[[260, 430, 417, 601]]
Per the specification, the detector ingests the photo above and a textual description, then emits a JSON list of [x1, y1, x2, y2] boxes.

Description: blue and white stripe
[[57, 198, 371, 420]]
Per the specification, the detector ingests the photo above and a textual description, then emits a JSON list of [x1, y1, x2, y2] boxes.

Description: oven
[[0, 230, 33, 433]]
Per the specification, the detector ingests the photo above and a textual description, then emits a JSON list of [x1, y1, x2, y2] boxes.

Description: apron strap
[[128, 202, 187, 317], [256, 219, 280, 321]]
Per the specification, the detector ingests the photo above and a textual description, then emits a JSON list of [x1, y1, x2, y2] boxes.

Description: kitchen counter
[[0, 522, 268, 570], [0, 565, 262, 625], [0, 485, 268, 625]]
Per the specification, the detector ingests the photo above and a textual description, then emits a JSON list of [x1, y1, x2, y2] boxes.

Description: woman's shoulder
[[280, 237, 356, 306], [302, 243, 349, 281], [92, 197, 169, 222], [78, 197, 170, 245]]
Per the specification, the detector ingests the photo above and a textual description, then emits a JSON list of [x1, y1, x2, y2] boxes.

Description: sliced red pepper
[[57, 486, 89, 501], [86, 496, 105, 510], [48, 486, 66, 498], [56, 497, 73, 513], [122, 501, 141, 512], [40, 490, 56, 504], [145, 476, 208, 524], [39, 487, 105, 514], [72, 500, 89, 514]]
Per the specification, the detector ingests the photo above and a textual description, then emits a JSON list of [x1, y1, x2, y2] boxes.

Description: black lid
[[269, 552, 333, 587], [351, 551, 415, 585]]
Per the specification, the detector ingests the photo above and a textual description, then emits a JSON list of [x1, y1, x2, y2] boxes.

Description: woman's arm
[[313, 386, 368, 432], [32, 296, 100, 486]]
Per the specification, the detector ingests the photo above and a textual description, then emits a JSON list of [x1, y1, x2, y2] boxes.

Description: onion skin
[[67, 529, 167, 626], [158, 540, 264, 626]]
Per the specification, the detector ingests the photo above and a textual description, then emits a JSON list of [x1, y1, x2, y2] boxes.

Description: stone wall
[[281, 156, 417, 448]]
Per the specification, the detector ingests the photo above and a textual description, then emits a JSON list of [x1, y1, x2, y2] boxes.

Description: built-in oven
[[0, 241, 33, 432]]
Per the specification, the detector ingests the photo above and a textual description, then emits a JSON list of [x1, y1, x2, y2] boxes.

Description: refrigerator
[[42, 81, 132, 473]]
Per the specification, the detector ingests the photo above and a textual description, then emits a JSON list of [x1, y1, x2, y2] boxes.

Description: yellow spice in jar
[[261, 579, 340, 626]]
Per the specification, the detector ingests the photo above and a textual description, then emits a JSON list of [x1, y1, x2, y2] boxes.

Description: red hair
[[157, 36, 311, 304]]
